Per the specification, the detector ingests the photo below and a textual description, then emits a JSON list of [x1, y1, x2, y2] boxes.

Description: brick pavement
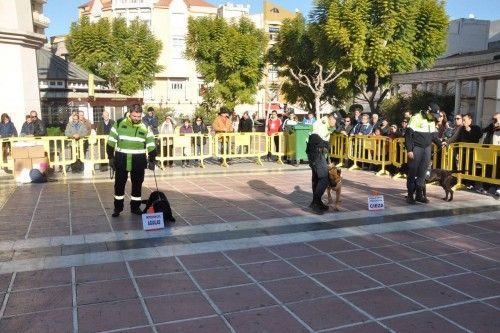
[[0, 166, 498, 332]]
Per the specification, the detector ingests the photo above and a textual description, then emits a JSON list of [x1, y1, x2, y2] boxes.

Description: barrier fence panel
[[268, 133, 285, 164], [156, 134, 212, 169], [79, 135, 109, 174], [449, 143, 500, 190], [214, 133, 268, 167], [348, 135, 391, 176], [329, 134, 349, 167]]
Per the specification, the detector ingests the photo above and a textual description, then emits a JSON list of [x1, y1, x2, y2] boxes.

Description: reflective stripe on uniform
[[146, 142, 156, 148], [130, 196, 142, 201], [114, 195, 125, 200], [108, 137, 117, 143], [116, 147, 146, 154], [110, 127, 118, 134], [119, 135, 146, 142]]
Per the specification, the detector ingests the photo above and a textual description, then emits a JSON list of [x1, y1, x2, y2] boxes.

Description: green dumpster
[[285, 124, 313, 165]]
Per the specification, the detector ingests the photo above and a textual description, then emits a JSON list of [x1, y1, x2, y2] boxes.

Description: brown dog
[[327, 164, 342, 211]]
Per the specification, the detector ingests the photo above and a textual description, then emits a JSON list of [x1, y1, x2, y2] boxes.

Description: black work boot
[[309, 201, 324, 215], [406, 192, 416, 205], [112, 199, 124, 217], [416, 186, 429, 203], [112, 209, 122, 217]]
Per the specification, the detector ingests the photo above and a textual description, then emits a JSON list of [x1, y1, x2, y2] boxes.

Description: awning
[[40, 91, 142, 107]]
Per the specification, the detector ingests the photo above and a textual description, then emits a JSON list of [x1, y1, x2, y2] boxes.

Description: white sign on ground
[[368, 194, 385, 211], [142, 212, 165, 231]]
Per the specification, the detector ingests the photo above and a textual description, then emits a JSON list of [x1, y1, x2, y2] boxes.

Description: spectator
[[436, 111, 447, 140], [20, 115, 33, 136], [302, 111, 316, 125], [267, 110, 282, 161], [65, 112, 88, 172], [480, 113, 500, 196], [372, 127, 382, 136], [212, 107, 233, 163], [231, 113, 240, 133], [96, 111, 115, 172], [454, 113, 482, 144], [1, 113, 17, 168], [397, 118, 409, 138], [282, 113, 298, 130], [30, 110, 46, 136], [179, 119, 193, 168], [379, 119, 390, 136], [143, 107, 159, 135], [238, 111, 253, 133], [403, 110, 412, 120], [339, 117, 352, 135], [78, 111, 92, 135], [445, 114, 463, 144], [351, 113, 373, 135], [159, 116, 176, 167], [0, 113, 17, 138], [388, 125, 398, 139], [352, 107, 362, 126], [192, 116, 208, 167]]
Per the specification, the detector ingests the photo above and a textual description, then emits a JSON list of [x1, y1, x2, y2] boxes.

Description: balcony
[[33, 11, 51, 28]]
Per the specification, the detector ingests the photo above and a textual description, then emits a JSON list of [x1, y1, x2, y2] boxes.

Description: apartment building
[[79, 0, 217, 116]]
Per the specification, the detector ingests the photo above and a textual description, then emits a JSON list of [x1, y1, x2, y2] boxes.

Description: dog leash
[[152, 164, 159, 192]]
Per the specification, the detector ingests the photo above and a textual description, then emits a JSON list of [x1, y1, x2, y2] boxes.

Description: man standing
[[306, 113, 337, 214], [212, 107, 233, 163], [405, 102, 442, 204], [30, 110, 46, 136], [107, 105, 157, 217], [78, 111, 92, 134], [143, 107, 159, 135], [97, 111, 115, 171]]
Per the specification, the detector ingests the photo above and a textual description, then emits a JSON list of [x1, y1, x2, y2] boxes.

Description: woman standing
[[159, 116, 176, 167], [0, 113, 18, 168]]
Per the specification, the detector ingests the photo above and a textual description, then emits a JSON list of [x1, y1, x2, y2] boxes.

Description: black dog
[[142, 191, 176, 223], [425, 169, 459, 202]]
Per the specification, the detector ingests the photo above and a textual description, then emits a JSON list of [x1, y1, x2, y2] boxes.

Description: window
[[171, 82, 183, 90], [172, 35, 186, 59], [93, 106, 104, 124], [270, 8, 280, 13]]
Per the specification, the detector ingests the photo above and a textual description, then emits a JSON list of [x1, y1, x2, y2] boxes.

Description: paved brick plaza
[[0, 165, 498, 332]]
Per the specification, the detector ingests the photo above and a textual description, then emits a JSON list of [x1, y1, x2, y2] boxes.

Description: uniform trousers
[[114, 167, 145, 211], [407, 145, 431, 195]]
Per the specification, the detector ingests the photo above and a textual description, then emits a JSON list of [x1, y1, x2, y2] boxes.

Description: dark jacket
[[143, 115, 159, 134], [96, 119, 115, 135], [482, 123, 498, 144], [20, 122, 33, 136], [238, 117, 253, 133], [455, 125, 482, 143], [0, 121, 17, 138], [32, 119, 46, 136], [192, 123, 208, 134]]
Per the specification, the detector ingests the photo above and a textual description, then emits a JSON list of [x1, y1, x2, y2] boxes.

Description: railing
[[348, 135, 391, 176], [1, 134, 498, 194], [329, 134, 349, 167], [213, 132, 268, 167], [156, 134, 212, 169], [268, 133, 285, 164]]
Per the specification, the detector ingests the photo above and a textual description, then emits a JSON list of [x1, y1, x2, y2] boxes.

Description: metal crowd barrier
[[348, 135, 391, 176], [329, 134, 349, 167], [448, 143, 500, 190], [268, 133, 285, 164], [214, 132, 268, 167], [78, 135, 109, 174], [156, 134, 212, 169]]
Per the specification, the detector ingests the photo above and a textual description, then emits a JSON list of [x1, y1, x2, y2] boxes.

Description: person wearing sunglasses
[[29, 110, 47, 136]]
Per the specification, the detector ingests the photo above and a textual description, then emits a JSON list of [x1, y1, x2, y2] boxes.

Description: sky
[[45, 0, 500, 38]]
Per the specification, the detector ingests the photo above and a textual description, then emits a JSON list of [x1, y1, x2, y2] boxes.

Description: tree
[[186, 16, 268, 112], [268, 15, 354, 118], [66, 16, 162, 96], [320, 0, 448, 113]]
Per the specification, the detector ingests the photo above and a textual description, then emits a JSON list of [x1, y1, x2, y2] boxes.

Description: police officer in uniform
[[306, 113, 337, 214], [107, 105, 157, 217], [405, 103, 442, 204]]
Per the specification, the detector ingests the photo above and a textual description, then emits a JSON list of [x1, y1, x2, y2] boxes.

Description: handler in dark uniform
[[405, 103, 442, 204], [306, 113, 337, 214], [107, 105, 157, 217]]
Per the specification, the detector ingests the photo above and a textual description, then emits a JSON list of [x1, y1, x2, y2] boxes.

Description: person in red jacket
[[266, 110, 282, 161]]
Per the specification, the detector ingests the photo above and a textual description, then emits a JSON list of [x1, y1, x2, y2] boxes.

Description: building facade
[[79, 0, 217, 117], [393, 18, 500, 127], [0, 0, 49, 131]]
